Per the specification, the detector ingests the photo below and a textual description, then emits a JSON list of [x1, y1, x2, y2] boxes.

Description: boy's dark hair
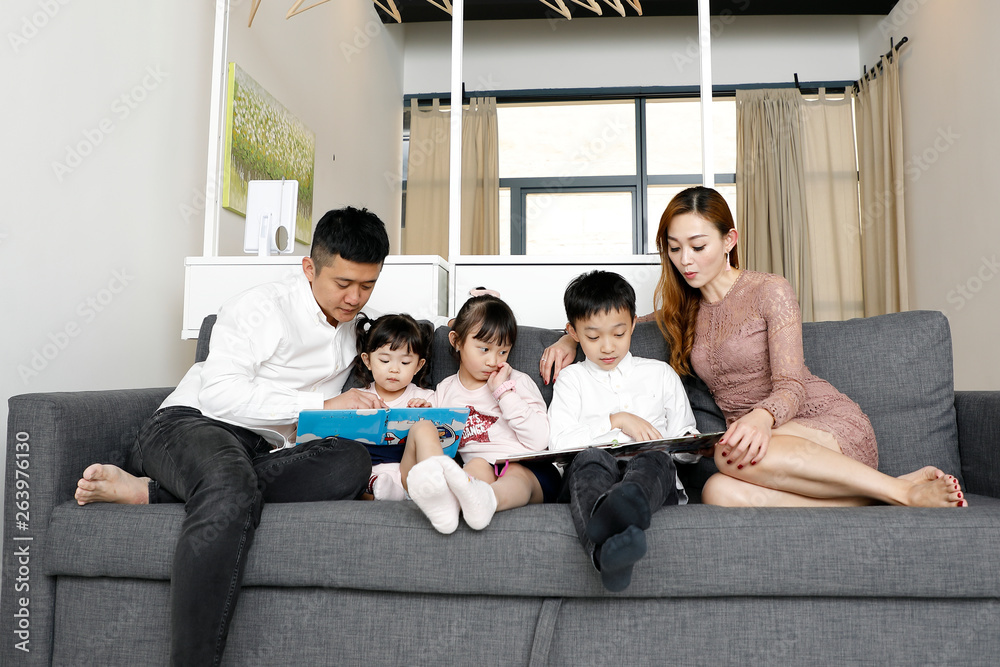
[[353, 313, 434, 389], [450, 294, 517, 360], [311, 206, 390, 271], [564, 270, 637, 326]]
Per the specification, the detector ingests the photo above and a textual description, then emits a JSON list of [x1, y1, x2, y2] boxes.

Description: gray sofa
[[4, 310, 1000, 665]]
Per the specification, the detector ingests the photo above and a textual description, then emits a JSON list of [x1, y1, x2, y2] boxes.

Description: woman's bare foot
[[75, 464, 150, 506], [898, 466, 944, 483], [904, 474, 967, 508]]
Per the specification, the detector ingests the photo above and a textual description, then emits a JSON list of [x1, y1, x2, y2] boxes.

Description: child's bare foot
[[75, 464, 149, 506], [904, 474, 967, 508], [898, 466, 944, 483]]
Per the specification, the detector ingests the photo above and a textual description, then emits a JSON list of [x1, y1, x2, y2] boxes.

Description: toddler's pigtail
[[352, 314, 375, 388], [414, 320, 436, 389]]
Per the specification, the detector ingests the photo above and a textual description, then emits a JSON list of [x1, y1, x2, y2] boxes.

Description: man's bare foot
[[898, 466, 945, 483], [75, 464, 150, 506], [904, 474, 967, 508]]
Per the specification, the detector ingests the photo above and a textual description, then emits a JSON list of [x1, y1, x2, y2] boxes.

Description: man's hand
[[610, 412, 662, 442], [324, 389, 387, 410]]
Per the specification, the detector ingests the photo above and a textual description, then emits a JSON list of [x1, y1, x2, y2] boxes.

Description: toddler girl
[[403, 294, 558, 534], [354, 313, 435, 501]]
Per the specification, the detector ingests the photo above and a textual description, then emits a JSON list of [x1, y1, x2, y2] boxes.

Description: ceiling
[[376, 0, 901, 23]]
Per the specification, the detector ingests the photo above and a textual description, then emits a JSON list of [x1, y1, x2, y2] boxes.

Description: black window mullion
[[636, 98, 648, 254]]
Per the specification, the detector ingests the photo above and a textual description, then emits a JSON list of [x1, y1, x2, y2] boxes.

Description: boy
[[549, 270, 698, 592]]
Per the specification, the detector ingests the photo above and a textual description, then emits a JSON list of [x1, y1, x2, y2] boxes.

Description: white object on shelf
[[243, 180, 298, 256]]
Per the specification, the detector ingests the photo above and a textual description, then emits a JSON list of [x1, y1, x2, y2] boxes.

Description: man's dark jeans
[[559, 448, 680, 566], [126, 406, 371, 667]]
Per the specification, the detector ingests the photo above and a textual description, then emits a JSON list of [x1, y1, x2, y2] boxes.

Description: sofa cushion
[[45, 498, 1000, 599], [801, 310, 962, 484]]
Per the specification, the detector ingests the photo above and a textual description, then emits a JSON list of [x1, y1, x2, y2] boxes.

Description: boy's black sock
[[595, 525, 647, 592], [585, 481, 651, 546]]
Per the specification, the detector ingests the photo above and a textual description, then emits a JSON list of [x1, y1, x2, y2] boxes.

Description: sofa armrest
[[955, 391, 1000, 499], [3, 387, 171, 665]]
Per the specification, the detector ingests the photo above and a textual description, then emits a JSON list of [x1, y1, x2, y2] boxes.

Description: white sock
[[437, 456, 498, 531], [406, 459, 459, 534], [372, 473, 407, 502]]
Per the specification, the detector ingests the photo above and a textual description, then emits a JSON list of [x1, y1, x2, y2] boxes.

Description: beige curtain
[[800, 89, 864, 321], [404, 97, 499, 259], [736, 88, 814, 321], [855, 55, 908, 315]]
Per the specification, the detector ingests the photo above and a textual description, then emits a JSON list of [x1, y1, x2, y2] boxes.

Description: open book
[[497, 432, 725, 467], [297, 407, 470, 458]]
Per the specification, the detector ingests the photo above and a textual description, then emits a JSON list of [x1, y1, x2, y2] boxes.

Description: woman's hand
[[539, 334, 577, 385], [487, 362, 513, 394], [610, 412, 662, 442], [407, 398, 433, 408], [718, 408, 775, 467]]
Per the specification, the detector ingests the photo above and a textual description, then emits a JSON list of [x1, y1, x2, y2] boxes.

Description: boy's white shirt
[[547, 352, 699, 457]]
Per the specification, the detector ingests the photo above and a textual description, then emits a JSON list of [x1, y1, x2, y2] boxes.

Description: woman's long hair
[[654, 186, 738, 376]]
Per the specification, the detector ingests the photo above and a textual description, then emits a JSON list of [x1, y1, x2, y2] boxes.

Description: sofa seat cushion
[[45, 499, 1000, 599]]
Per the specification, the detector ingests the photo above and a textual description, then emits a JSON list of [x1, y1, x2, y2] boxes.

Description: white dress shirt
[[547, 353, 698, 453], [161, 271, 368, 449], [547, 353, 700, 501]]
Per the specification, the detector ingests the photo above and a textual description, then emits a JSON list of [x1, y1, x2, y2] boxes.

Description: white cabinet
[[181, 255, 449, 338], [451, 255, 662, 329]]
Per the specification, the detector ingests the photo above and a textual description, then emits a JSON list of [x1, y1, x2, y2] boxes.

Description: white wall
[[220, 1, 405, 254], [1, 2, 213, 432], [867, 0, 1000, 390], [403, 14, 866, 94]]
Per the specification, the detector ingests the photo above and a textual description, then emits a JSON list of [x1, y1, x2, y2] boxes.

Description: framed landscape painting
[[223, 62, 316, 245]]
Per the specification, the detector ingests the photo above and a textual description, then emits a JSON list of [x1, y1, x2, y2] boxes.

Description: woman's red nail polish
[[726, 460, 732, 465], [737, 464, 743, 470], [750, 461, 757, 466]]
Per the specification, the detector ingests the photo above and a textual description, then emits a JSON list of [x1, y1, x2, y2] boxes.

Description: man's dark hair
[[564, 270, 637, 326], [311, 206, 390, 271]]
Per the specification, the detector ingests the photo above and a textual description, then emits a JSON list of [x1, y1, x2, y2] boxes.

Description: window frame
[[498, 95, 736, 255]]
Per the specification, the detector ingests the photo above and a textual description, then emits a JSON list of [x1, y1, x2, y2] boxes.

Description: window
[[497, 95, 737, 256]]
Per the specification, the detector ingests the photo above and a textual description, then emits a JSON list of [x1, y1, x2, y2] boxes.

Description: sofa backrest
[[196, 309, 962, 483]]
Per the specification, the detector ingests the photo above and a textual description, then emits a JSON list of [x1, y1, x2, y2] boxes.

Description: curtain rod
[[855, 35, 909, 89]]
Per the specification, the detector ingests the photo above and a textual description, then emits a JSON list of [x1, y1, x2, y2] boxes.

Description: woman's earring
[[725, 249, 731, 272]]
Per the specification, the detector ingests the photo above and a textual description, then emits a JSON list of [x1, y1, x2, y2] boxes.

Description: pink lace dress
[[690, 271, 878, 469]]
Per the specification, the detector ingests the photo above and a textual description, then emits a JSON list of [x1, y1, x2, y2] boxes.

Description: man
[[76, 206, 391, 666]]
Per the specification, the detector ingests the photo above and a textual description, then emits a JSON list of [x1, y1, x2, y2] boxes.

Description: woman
[[540, 186, 966, 508]]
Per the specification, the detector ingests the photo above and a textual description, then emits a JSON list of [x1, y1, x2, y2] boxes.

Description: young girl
[[354, 313, 436, 501], [402, 294, 559, 534]]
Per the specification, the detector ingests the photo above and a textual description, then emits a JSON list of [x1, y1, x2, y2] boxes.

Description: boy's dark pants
[[559, 448, 681, 565]]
